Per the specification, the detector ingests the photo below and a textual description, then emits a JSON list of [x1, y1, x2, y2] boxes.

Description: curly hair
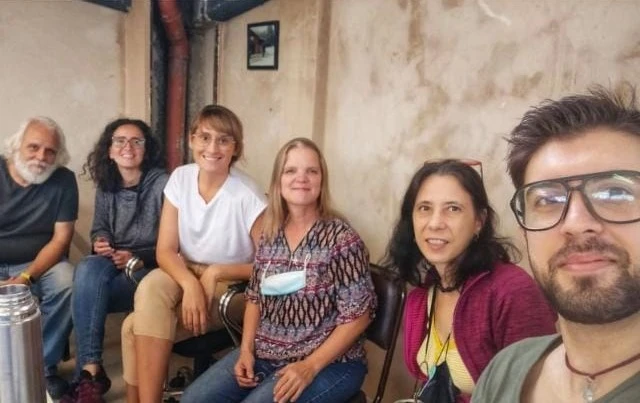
[[82, 118, 164, 192], [382, 159, 520, 288]]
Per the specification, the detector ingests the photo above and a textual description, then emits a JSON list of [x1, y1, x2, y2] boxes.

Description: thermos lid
[[0, 284, 39, 324]]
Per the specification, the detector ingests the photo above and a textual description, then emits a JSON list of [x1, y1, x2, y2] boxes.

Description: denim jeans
[[0, 259, 73, 376], [181, 349, 367, 403], [72, 255, 152, 376]]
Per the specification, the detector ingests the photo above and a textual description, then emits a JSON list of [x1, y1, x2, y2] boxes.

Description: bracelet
[[125, 256, 139, 271], [19, 272, 34, 286], [125, 256, 142, 285]]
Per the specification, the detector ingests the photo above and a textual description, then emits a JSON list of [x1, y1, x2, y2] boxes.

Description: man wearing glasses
[[0, 116, 78, 399], [472, 87, 640, 403]]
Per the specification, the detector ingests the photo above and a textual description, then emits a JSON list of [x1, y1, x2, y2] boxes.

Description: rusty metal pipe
[[158, 0, 189, 171]]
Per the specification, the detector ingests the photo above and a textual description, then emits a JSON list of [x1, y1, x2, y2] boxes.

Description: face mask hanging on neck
[[260, 254, 310, 296]]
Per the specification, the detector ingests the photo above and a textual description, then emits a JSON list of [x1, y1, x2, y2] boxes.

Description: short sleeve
[[245, 235, 267, 304], [163, 166, 183, 207], [56, 169, 78, 222], [243, 189, 267, 233], [331, 224, 377, 325], [245, 264, 260, 304]]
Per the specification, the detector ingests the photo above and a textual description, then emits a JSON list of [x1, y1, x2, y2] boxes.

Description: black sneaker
[[91, 366, 112, 395], [60, 367, 111, 403], [45, 374, 70, 400]]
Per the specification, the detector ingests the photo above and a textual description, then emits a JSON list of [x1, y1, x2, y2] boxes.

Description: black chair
[[171, 328, 234, 377], [218, 281, 249, 347], [218, 264, 406, 403], [347, 264, 406, 403], [162, 297, 242, 402]]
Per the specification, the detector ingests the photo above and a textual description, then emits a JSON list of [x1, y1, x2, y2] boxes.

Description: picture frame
[[247, 20, 279, 70]]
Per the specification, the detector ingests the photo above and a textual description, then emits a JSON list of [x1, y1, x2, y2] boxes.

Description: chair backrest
[[367, 264, 406, 403], [218, 281, 249, 347]]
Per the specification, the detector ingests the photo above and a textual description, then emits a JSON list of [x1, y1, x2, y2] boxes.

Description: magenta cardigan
[[403, 262, 557, 402]]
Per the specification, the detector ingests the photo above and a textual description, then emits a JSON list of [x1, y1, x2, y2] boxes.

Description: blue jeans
[[0, 259, 73, 376], [182, 349, 367, 403], [72, 255, 152, 375]]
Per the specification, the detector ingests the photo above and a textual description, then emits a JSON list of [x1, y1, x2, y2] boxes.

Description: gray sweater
[[90, 167, 168, 268]]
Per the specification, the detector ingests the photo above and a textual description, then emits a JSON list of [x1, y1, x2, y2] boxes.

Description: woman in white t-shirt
[[120, 105, 267, 403]]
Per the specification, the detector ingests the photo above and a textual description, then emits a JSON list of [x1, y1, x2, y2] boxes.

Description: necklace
[[564, 350, 640, 403], [435, 282, 458, 293]]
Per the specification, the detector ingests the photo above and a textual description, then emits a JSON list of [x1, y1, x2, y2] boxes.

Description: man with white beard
[[0, 116, 78, 399], [472, 86, 640, 403]]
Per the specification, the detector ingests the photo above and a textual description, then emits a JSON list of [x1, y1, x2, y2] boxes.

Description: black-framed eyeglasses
[[112, 136, 146, 149], [510, 170, 640, 231]]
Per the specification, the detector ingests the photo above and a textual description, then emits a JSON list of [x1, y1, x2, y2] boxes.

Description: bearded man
[[0, 116, 78, 399], [472, 86, 640, 403]]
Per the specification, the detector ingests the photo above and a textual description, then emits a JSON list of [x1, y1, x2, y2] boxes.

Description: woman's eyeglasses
[[191, 132, 236, 149], [112, 136, 146, 149]]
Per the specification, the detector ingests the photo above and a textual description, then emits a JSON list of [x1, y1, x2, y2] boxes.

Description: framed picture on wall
[[247, 20, 279, 70]]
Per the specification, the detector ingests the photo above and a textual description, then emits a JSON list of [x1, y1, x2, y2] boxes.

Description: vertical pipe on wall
[[213, 24, 220, 105], [158, 0, 189, 171]]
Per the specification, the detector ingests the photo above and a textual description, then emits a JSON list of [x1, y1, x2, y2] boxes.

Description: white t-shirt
[[164, 164, 267, 264]]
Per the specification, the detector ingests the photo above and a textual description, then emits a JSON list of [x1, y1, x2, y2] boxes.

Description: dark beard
[[530, 237, 640, 324]]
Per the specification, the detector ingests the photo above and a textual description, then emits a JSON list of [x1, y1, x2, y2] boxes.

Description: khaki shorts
[[121, 265, 245, 385]]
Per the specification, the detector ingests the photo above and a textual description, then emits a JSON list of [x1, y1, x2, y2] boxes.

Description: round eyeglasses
[[510, 170, 640, 231], [112, 136, 145, 149], [191, 133, 236, 149]]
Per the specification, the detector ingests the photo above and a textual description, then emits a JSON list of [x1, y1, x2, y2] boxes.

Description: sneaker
[[46, 375, 70, 400], [90, 366, 111, 395], [59, 368, 111, 403]]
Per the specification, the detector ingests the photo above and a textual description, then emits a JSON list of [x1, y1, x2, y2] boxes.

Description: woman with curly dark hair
[[384, 159, 556, 403], [62, 118, 168, 402]]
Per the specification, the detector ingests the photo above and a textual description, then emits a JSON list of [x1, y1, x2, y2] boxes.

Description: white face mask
[[260, 254, 310, 296]]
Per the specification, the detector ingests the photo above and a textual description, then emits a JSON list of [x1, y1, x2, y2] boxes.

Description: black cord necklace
[[564, 350, 640, 403], [435, 282, 459, 293]]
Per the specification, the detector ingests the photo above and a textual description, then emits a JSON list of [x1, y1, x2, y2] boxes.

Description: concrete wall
[[217, 0, 328, 187], [325, 0, 640, 260], [0, 0, 150, 260], [216, 0, 640, 400]]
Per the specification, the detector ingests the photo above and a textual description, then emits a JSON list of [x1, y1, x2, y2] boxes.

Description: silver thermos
[[0, 284, 47, 403]]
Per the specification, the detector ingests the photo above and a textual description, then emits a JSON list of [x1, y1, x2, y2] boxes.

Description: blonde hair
[[262, 137, 340, 242], [3, 116, 70, 166], [189, 105, 243, 165]]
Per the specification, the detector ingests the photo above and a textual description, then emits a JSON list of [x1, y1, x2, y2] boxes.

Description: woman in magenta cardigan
[[384, 159, 557, 402]]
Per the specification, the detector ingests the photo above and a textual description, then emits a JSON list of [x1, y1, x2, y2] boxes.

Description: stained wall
[[0, 0, 150, 259], [217, 0, 640, 400]]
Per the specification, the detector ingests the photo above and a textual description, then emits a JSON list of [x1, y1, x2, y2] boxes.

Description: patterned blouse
[[245, 217, 377, 365]]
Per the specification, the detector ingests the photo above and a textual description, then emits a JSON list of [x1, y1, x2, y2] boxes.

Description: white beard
[[12, 151, 58, 185]]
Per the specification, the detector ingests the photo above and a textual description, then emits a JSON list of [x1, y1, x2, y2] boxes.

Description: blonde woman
[[182, 138, 377, 403]]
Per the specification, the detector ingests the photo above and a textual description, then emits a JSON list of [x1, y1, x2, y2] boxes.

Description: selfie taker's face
[[523, 129, 640, 324]]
